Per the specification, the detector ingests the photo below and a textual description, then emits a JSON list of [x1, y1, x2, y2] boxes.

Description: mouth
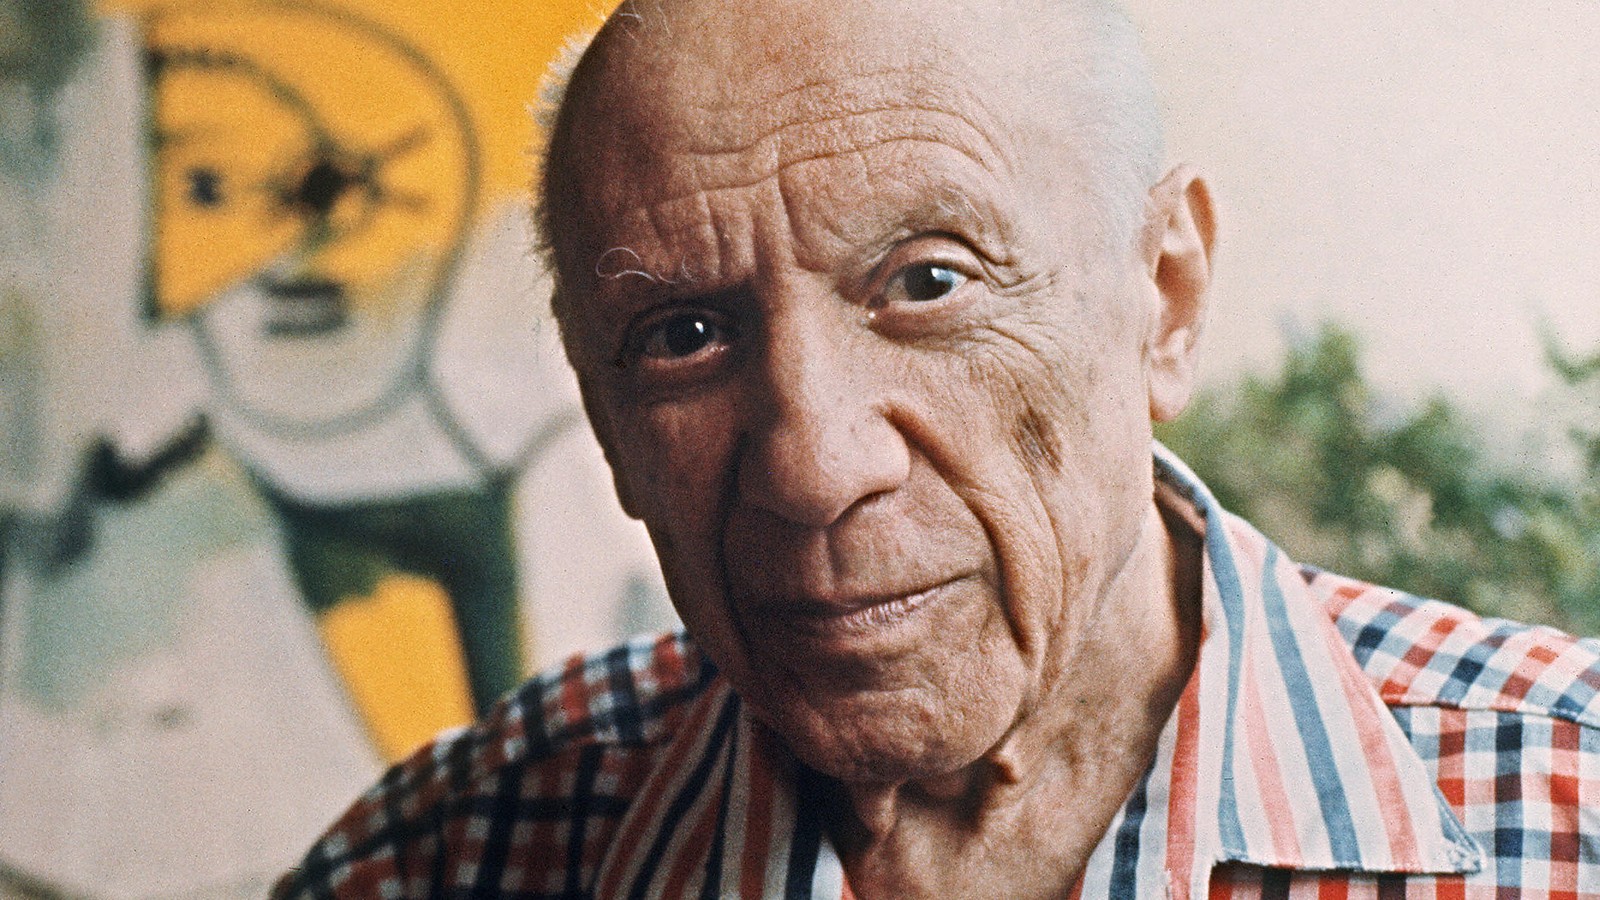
[[746, 574, 972, 642], [259, 276, 349, 336], [262, 276, 344, 301]]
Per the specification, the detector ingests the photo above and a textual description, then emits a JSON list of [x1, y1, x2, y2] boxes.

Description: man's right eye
[[625, 310, 737, 371]]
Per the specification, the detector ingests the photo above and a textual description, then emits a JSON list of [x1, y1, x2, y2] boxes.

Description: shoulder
[[273, 631, 717, 899], [1301, 566, 1600, 728]]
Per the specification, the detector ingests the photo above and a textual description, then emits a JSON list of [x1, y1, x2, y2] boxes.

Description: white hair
[[1031, 0, 1166, 258], [531, 29, 594, 150], [529, 26, 596, 296]]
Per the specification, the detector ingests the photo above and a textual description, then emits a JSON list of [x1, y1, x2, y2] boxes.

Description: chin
[[748, 679, 1011, 785]]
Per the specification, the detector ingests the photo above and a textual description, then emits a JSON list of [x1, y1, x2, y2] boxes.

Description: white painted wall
[[1125, 1, 1600, 465]]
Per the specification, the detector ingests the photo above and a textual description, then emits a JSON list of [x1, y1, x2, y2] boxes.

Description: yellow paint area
[[316, 573, 475, 762], [90, 0, 609, 757], [142, 2, 475, 317], [147, 58, 308, 314], [107, 0, 611, 317]]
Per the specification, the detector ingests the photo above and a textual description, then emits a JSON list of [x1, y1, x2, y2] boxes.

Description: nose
[[737, 306, 911, 529]]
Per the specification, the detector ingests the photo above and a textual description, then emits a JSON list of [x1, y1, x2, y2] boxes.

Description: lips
[[720, 495, 992, 657], [740, 574, 970, 642]]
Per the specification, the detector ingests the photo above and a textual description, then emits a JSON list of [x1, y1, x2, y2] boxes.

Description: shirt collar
[[595, 445, 1483, 899], [1151, 443, 1481, 897]]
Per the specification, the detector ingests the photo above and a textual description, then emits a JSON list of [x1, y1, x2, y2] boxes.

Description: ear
[[1140, 165, 1216, 422]]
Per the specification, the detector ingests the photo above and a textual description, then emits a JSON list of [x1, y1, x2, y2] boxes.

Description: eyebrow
[[860, 184, 1013, 266], [907, 189, 993, 235]]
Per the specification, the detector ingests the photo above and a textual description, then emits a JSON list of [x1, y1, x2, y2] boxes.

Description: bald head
[[536, 0, 1164, 310]]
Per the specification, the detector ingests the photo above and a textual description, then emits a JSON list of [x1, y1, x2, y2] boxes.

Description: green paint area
[[261, 478, 524, 715]]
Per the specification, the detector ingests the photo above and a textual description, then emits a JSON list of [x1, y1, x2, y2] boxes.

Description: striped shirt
[[276, 447, 1600, 898]]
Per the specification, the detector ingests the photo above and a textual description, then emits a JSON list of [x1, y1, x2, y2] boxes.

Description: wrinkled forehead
[[582, 0, 1029, 121], [547, 0, 1045, 271], [578, 65, 1009, 204]]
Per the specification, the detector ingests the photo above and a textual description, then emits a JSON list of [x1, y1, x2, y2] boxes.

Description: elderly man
[[276, 0, 1600, 896]]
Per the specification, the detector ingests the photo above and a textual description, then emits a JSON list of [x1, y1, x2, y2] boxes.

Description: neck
[[823, 499, 1203, 899]]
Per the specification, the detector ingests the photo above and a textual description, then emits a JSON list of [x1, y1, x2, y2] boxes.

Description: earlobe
[[1142, 165, 1216, 422]]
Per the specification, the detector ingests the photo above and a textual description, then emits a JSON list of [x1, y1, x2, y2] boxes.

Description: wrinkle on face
[[1013, 405, 1063, 474], [667, 102, 1005, 176], [649, 56, 1013, 165], [597, 138, 1016, 275], [594, 246, 676, 284], [564, 140, 1038, 373], [581, 79, 1009, 215], [547, 0, 1173, 792]]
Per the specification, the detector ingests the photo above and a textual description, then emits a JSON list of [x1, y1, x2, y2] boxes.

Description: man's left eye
[[891, 263, 966, 303]]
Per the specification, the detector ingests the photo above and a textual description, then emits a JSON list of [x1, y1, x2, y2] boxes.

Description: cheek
[[983, 305, 1150, 475], [959, 325, 1100, 484], [950, 315, 1154, 601], [1004, 340, 1151, 520], [611, 394, 742, 537], [1012, 402, 1064, 475], [612, 392, 759, 677]]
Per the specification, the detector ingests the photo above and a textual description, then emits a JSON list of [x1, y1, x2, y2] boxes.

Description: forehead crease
[[644, 187, 753, 285], [695, 66, 1005, 148], [607, 137, 1006, 277], [780, 147, 1016, 263], [612, 64, 1010, 195], [630, 108, 1005, 213], [593, 193, 740, 286], [573, 67, 1023, 283]]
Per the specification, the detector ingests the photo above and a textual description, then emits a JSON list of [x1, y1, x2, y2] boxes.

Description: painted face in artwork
[[146, 2, 474, 330]]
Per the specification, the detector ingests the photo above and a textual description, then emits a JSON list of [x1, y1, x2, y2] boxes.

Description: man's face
[[552, 2, 1172, 782]]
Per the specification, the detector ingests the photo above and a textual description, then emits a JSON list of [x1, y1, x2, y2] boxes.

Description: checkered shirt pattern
[[1195, 571, 1600, 899], [274, 634, 720, 899], [275, 449, 1600, 898]]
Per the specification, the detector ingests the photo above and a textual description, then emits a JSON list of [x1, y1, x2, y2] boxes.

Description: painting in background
[[0, 0, 673, 896]]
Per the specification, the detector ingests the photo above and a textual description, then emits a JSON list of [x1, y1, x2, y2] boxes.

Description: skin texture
[[542, 0, 1217, 894]]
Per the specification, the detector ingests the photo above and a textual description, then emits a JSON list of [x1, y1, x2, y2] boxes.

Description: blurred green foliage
[[1547, 332, 1600, 485], [1157, 324, 1600, 635]]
